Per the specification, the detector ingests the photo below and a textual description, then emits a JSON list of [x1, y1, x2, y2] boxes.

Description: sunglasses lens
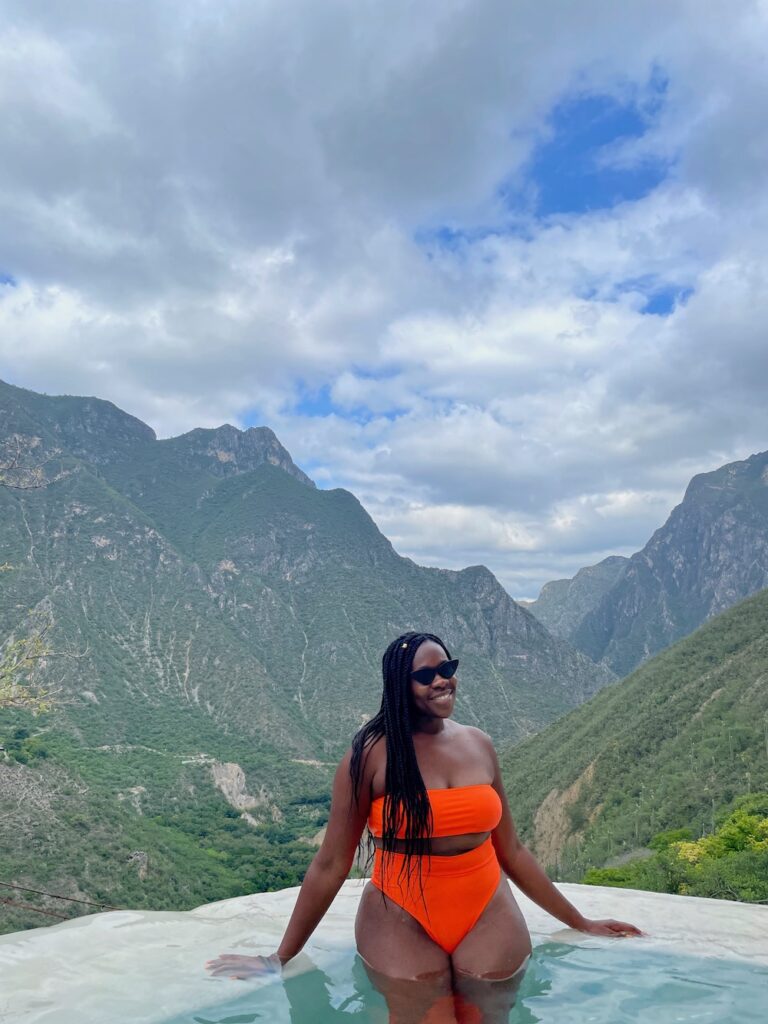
[[411, 667, 436, 685], [412, 660, 459, 685]]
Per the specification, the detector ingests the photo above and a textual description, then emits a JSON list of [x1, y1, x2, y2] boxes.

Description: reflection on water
[[181, 954, 387, 1023], [164, 946, 551, 1023], [163, 941, 768, 1024]]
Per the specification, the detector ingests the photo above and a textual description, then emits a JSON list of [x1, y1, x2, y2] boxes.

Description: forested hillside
[[501, 586, 768, 882], [582, 793, 768, 903]]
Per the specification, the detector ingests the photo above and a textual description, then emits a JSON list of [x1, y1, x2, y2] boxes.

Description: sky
[[1, 0, 767, 599]]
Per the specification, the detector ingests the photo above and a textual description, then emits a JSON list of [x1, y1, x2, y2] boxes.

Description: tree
[[0, 630, 59, 715], [0, 434, 65, 490]]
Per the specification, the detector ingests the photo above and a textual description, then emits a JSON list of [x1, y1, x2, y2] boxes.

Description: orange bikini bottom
[[370, 836, 501, 954]]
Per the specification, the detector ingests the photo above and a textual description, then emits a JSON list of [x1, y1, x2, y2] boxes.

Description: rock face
[[528, 556, 629, 640], [532, 760, 597, 866], [527, 450, 768, 678], [157, 424, 315, 487], [126, 851, 149, 881], [570, 451, 768, 676], [210, 761, 282, 823]]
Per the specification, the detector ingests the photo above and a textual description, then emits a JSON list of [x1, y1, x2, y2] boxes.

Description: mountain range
[[0, 378, 610, 754], [527, 451, 768, 676]]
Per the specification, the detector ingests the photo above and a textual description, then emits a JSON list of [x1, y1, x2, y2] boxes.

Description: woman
[[206, 631, 642, 1022]]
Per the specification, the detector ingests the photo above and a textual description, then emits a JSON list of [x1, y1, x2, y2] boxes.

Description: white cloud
[[1, 0, 767, 597]]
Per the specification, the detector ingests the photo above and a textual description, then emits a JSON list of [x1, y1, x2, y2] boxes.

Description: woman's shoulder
[[448, 721, 494, 749], [345, 732, 386, 788], [366, 733, 386, 760]]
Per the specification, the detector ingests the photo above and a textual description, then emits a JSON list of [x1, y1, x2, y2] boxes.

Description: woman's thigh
[[451, 877, 532, 979], [449, 880, 532, 1024], [452, 960, 529, 1024], [356, 881, 456, 1023]]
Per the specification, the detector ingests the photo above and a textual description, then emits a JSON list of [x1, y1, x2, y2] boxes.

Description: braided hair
[[350, 630, 452, 893]]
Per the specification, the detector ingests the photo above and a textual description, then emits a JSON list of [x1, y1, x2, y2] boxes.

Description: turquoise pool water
[[162, 942, 768, 1023]]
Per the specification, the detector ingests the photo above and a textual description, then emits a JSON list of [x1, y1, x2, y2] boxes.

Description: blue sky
[[412, 74, 690, 328], [525, 83, 670, 217]]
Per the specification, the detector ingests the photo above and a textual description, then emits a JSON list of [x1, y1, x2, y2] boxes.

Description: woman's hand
[[205, 952, 284, 980], [577, 918, 645, 938]]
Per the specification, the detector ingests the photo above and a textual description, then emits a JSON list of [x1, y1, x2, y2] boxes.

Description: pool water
[[161, 942, 768, 1023]]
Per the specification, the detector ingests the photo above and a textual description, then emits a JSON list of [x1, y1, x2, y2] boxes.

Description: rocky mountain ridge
[[527, 555, 629, 640], [528, 449, 768, 676]]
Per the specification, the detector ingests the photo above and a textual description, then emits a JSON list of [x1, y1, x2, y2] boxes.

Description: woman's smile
[[430, 690, 454, 703]]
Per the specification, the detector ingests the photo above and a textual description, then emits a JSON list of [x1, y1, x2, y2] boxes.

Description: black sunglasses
[[410, 659, 459, 686]]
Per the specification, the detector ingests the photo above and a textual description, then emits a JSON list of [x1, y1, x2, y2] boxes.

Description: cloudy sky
[[1, 0, 767, 598]]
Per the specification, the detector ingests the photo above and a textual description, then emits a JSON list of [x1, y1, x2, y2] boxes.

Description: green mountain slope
[[582, 793, 768, 903], [0, 719, 330, 934], [501, 586, 768, 879]]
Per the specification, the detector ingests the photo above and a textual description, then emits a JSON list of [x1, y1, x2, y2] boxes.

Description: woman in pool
[[207, 631, 642, 1022]]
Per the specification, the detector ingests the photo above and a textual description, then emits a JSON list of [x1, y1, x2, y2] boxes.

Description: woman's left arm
[[486, 736, 644, 938]]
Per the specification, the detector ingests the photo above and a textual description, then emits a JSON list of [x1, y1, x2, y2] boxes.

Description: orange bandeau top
[[367, 784, 502, 838]]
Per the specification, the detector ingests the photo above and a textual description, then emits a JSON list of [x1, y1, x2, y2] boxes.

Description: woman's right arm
[[205, 748, 370, 979], [275, 748, 369, 963]]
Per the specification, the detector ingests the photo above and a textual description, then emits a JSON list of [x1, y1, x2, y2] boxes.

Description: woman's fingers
[[607, 919, 645, 936], [581, 918, 646, 937], [205, 953, 280, 978]]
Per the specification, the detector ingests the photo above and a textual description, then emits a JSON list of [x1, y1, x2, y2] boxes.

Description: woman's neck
[[412, 715, 447, 736]]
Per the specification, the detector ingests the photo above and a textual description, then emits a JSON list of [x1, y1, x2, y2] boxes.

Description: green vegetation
[[1, 726, 49, 763], [0, 628, 59, 717], [583, 794, 768, 903], [0, 707, 326, 934], [0, 415, 77, 718], [501, 586, 768, 888], [0, 376, 610, 760], [7, 376, 765, 933]]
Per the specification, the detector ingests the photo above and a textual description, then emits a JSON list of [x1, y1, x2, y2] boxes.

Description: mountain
[[526, 556, 629, 640], [0, 379, 614, 932], [0, 378, 613, 750], [500, 585, 768, 879], [528, 450, 768, 677]]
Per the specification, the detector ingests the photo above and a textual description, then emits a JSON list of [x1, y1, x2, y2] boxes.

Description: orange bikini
[[368, 784, 503, 954]]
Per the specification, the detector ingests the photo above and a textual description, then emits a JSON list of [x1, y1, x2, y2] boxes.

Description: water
[[161, 942, 768, 1023]]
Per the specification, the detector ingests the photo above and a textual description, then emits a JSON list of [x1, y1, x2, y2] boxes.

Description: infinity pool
[[2, 881, 767, 1023], [162, 943, 768, 1024]]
